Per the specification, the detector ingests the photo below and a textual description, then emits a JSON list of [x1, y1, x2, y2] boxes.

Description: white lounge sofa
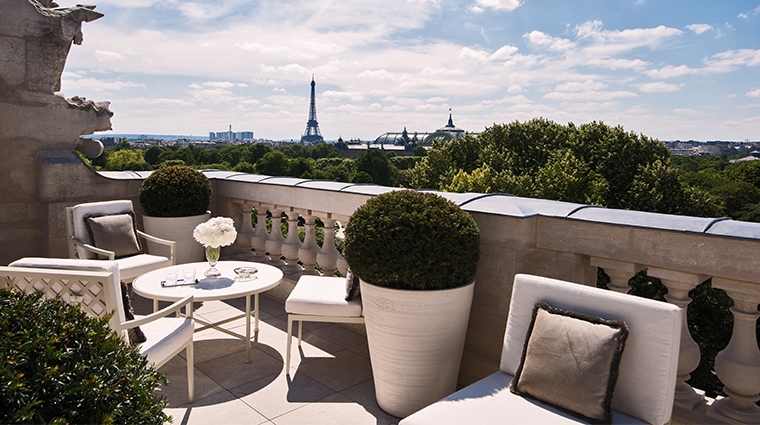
[[400, 274, 682, 425]]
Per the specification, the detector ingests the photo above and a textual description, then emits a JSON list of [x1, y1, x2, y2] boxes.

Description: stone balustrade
[[33, 165, 760, 424]]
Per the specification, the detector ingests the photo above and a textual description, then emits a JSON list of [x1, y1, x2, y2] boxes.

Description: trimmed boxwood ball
[[343, 190, 480, 290], [0, 288, 170, 425], [139, 165, 211, 217]]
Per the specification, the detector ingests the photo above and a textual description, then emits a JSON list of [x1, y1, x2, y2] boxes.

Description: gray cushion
[[510, 301, 628, 424], [84, 212, 143, 259]]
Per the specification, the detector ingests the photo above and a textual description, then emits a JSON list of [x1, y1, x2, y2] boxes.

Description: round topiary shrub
[[0, 288, 170, 425], [139, 165, 211, 217], [343, 190, 480, 290]]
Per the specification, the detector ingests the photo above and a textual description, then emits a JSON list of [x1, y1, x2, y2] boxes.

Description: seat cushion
[[115, 254, 173, 281], [138, 316, 194, 369], [399, 372, 644, 425], [286, 276, 363, 317]]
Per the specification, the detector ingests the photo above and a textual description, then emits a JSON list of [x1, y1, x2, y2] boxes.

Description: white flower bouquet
[[193, 217, 237, 247]]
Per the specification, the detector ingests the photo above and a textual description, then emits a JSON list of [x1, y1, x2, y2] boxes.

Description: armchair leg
[[286, 315, 294, 374], [187, 343, 194, 403]]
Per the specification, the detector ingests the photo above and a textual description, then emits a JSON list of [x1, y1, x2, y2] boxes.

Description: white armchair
[[0, 257, 195, 403], [400, 274, 682, 425], [65, 200, 176, 282]]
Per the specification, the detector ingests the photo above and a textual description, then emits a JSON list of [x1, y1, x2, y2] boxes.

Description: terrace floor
[[131, 291, 400, 425]]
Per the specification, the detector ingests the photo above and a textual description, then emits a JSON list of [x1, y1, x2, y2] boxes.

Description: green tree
[[412, 145, 427, 157], [143, 146, 163, 166], [255, 151, 291, 176], [355, 149, 398, 186], [410, 119, 711, 216]]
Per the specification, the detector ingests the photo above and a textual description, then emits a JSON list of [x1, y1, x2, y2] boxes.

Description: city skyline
[[61, 0, 760, 141]]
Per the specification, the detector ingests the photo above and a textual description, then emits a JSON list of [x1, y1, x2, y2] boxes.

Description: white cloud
[[574, 20, 682, 50], [543, 90, 637, 101], [585, 58, 649, 70], [672, 108, 706, 116], [747, 88, 760, 98], [507, 85, 524, 93], [492, 45, 520, 60], [62, 77, 144, 91], [647, 65, 695, 78], [472, 0, 522, 12], [95, 50, 126, 62], [555, 80, 608, 92], [686, 24, 713, 34], [323, 90, 366, 102], [524, 31, 576, 52], [358, 69, 395, 80], [639, 82, 681, 92], [203, 81, 248, 88]]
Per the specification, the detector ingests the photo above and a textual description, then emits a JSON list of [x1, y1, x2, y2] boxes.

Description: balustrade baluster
[[234, 201, 254, 258], [281, 211, 303, 275], [298, 216, 320, 275], [265, 209, 285, 266], [316, 217, 339, 276], [590, 258, 642, 294], [707, 277, 760, 424], [649, 267, 708, 410], [250, 208, 270, 260]]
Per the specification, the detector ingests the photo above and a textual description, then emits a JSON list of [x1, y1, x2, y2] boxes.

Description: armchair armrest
[[115, 295, 194, 332], [136, 231, 177, 265], [70, 236, 115, 260]]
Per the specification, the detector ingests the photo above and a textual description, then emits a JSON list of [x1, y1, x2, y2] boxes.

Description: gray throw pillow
[[509, 301, 629, 424], [84, 211, 143, 259], [345, 268, 361, 301]]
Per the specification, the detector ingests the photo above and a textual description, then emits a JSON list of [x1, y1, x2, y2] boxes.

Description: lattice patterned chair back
[[1, 258, 124, 332]]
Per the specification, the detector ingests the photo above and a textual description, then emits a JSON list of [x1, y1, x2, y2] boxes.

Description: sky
[[60, 0, 760, 142]]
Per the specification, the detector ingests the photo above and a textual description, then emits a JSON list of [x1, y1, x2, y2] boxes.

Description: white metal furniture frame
[[132, 261, 283, 363], [66, 200, 176, 282], [285, 275, 364, 374], [0, 257, 195, 403], [400, 273, 682, 425]]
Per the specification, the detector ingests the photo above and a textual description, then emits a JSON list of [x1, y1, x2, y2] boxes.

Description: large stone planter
[[361, 279, 475, 418], [142, 212, 210, 264]]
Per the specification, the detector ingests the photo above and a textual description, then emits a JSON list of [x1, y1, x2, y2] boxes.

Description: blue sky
[[61, 0, 760, 141]]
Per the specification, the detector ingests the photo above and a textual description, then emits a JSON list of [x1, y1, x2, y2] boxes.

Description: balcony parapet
[[34, 166, 760, 424]]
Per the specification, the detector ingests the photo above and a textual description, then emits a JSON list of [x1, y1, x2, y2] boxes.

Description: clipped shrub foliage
[[0, 288, 170, 425], [139, 164, 211, 217], [343, 190, 480, 290]]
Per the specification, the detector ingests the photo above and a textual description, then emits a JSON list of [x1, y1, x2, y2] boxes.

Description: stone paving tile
[[164, 390, 269, 425], [339, 379, 401, 425], [294, 349, 373, 393], [195, 345, 283, 390], [231, 369, 335, 420], [270, 393, 396, 425], [158, 364, 225, 408]]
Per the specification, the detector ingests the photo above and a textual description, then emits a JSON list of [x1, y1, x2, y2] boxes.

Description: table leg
[[255, 293, 260, 333], [153, 299, 159, 313], [245, 294, 251, 363]]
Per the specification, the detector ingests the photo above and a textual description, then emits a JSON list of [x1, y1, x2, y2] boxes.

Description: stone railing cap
[[569, 207, 721, 233], [459, 194, 594, 218], [297, 180, 356, 191], [704, 218, 760, 240]]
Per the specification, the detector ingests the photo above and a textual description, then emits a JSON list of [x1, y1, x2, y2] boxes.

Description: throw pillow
[[120, 281, 146, 344], [83, 211, 143, 259], [345, 268, 361, 301], [509, 301, 629, 424]]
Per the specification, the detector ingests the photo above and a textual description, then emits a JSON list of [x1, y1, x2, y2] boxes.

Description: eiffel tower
[[300, 76, 324, 145]]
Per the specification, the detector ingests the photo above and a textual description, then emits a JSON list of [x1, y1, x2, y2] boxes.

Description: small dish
[[234, 266, 258, 280]]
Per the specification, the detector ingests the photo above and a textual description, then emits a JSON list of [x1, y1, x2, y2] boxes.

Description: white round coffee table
[[132, 261, 283, 363]]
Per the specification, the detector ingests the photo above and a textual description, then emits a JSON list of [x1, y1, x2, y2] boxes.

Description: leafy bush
[[343, 190, 480, 290], [139, 165, 211, 217], [0, 288, 169, 424]]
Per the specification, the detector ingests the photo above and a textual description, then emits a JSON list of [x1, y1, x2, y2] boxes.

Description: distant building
[[209, 126, 254, 141]]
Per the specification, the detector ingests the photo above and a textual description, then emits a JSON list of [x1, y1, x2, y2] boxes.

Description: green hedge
[[0, 289, 170, 424]]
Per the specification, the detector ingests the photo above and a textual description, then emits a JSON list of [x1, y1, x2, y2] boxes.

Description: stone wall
[[0, 0, 111, 265]]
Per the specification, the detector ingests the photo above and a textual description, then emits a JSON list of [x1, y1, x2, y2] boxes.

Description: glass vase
[[205, 245, 221, 277]]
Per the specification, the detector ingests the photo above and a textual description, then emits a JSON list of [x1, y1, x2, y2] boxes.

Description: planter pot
[[142, 212, 210, 264], [361, 279, 475, 418]]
